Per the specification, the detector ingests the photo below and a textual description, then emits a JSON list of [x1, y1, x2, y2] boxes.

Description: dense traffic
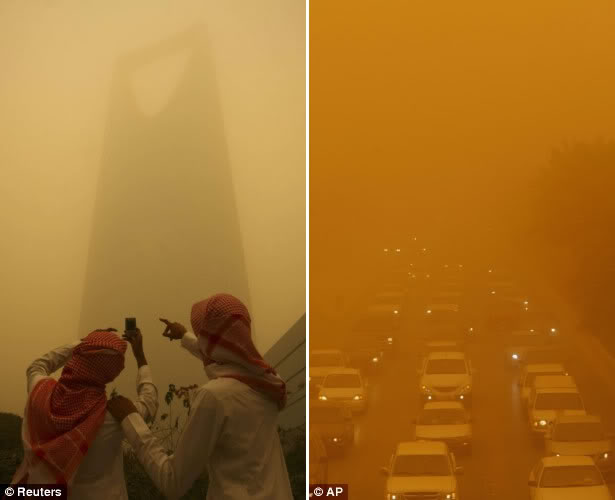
[[309, 237, 615, 499]]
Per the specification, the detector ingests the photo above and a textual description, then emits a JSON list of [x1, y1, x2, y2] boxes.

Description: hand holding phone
[[125, 317, 137, 333]]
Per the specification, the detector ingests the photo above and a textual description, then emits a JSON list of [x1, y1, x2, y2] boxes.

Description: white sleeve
[[132, 365, 159, 424], [26, 340, 81, 394], [121, 389, 225, 500], [180, 331, 204, 361]]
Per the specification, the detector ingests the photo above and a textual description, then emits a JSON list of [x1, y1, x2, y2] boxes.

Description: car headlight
[[387, 495, 397, 500], [353, 395, 363, 400], [319, 395, 327, 401], [387, 337, 393, 343], [372, 356, 379, 363], [534, 420, 548, 427], [444, 493, 456, 499], [332, 437, 340, 443], [512, 353, 519, 360], [599, 452, 610, 460], [393, 310, 399, 315], [421, 385, 432, 394], [462, 385, 471, 393]]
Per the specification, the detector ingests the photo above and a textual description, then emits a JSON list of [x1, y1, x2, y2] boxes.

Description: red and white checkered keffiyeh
[[19, 330, 127, 486], [190, 293, 287, 410]]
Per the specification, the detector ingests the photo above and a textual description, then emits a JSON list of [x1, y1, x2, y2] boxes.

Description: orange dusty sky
[[310, 0, 615, 266]]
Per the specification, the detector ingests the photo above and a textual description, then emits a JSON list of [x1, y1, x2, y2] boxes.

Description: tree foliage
[[529, 140, 615, 347]]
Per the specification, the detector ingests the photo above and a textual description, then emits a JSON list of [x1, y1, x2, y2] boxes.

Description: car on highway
[[422, 305, 472, 345], [310, 349, 348, 399], [367, 302, 404, 327], [546, 414, 614, 475], [353, 307, 400, 357], [380, 441, 463, 500], [519, 363, 567, 404], [345, 333, 385, 374], [508, 329, 555, 368], [310, 402, 355, 455], [318, 368, 368, 414], [528, 376, 585, 438], [519, 345, 572, 369], [528, 455, 613, 499], [515, 309, 562, 338], [414, 401, 472, 455], [419, 351, 474, 407]]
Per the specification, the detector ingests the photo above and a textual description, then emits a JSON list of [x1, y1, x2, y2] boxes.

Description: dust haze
[[0, 1, 305, 415], [310, 1, 615, 498]]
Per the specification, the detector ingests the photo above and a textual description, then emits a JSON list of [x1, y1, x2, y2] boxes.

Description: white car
[[519, 364, 567, 403], [529, 455, 612, 499], [380, 441, 463, 500], [318, 368, 367, 413], [419, 352, 474, 406], [414, 402, 472, 455], [528, 377, 585, 437], [546, 414, 614, 475], [508, 330, 552, 367], [310, 349, 348, 394]]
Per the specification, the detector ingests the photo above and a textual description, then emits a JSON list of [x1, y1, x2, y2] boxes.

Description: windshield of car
[[323, 374, 361, 388], [534, 393, 584, 410], [310, 407, 346, 423], [392, 454, 451, 476], [553, 422, 605, 442], [311, 353, 344, 367], [426, 359, 467, 375], [418, 409, 468, 425], [540, 465, 603, 488], [525, 372, 564, 387]]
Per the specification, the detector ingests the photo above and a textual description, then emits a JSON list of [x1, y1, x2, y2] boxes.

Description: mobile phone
[[125, 317, 137, 332]]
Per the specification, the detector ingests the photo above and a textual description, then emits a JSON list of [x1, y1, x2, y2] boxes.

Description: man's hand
[[107, 395, 138, 422], [160, 318, 187, 341], [122, 328, 147, 367]]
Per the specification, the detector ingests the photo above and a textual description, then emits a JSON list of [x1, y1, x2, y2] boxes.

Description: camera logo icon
[[4, 487, 14, 497]]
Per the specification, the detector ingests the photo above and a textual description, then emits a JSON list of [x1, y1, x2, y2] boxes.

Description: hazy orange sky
[[0, 1, 304, 414], [310, 0, 615, 263]]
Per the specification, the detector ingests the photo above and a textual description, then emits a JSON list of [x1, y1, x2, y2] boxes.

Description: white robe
[[15, 341, 159, 500], [119, 331, 294, 500]]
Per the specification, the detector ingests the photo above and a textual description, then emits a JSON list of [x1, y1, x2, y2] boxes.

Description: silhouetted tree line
[[527, 140, 615, 350]]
